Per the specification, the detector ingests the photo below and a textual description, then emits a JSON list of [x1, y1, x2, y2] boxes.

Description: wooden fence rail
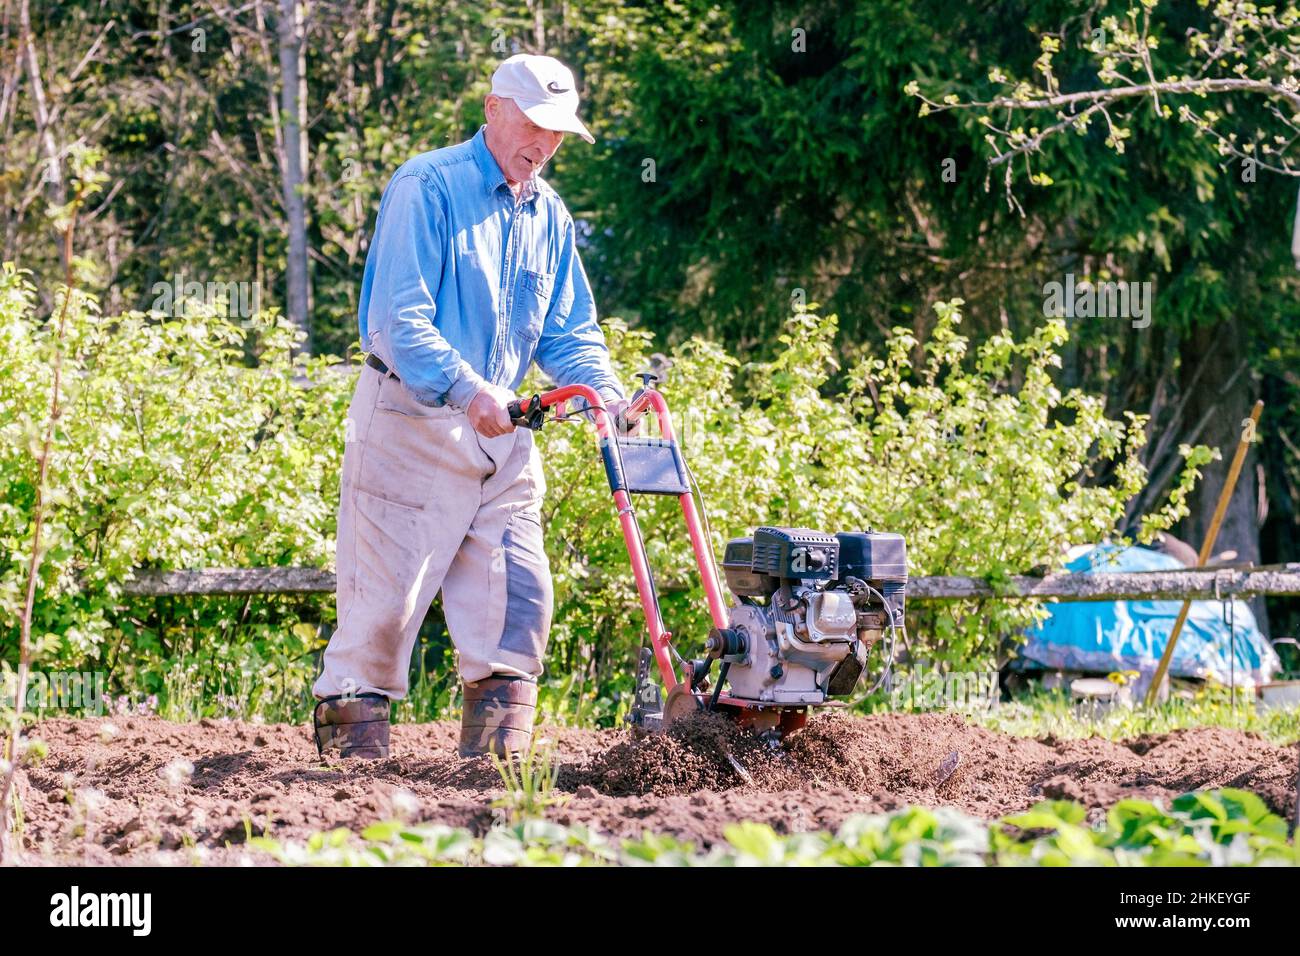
[[120, 565, 1300, 601]]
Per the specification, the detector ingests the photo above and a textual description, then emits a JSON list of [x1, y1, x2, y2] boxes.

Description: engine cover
[[723, 586, 858, 703], [716, 525, 906, 705]]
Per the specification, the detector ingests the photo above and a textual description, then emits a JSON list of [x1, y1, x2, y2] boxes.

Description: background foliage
[[2, 0, 1297, 718], [0, 266, 351, 719], [2, 259, 1201, 720]]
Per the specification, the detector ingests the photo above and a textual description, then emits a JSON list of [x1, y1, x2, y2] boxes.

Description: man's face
[[483, 95, 565, 184]]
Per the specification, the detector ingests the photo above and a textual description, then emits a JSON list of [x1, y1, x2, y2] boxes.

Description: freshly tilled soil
[[12, 711, 1299, 864]]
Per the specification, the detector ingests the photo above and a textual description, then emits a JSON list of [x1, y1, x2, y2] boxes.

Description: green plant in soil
[[488, 737, 568, 827], [244, 787, 1297, 868]]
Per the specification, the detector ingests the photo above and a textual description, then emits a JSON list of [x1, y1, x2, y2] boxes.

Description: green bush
[[1, 264, 1203, 722], [535, 299, 1205, 719], [0, 263, 351, 719]]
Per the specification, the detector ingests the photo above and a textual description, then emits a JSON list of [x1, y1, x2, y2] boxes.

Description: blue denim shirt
[[356, 126, 626, 411]]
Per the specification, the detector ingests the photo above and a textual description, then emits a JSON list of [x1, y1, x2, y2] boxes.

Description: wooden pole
[[114, 564, 1300, 599], [1145, 400, 1264, 707]]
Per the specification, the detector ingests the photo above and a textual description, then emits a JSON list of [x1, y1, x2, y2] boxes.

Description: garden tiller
[[508, 374, 908, 743]]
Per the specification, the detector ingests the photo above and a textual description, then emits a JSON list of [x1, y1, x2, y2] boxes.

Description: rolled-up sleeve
[[368, 174, 489, 408], [534, 213, 626, 406]]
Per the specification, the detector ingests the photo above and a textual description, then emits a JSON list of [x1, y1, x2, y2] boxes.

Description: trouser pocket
[[355, 378, 454, 509]]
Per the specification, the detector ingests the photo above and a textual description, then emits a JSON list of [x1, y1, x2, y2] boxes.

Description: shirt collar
[[471, 125, 540, 206]]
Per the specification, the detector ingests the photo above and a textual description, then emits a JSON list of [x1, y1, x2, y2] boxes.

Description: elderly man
[[311, 54, 630, 760]]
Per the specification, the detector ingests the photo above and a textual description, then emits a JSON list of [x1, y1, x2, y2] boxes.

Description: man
[[311, 54, 631, 760]]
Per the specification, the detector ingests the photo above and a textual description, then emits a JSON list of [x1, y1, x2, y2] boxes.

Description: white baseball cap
[[490, 54, 595, 144]]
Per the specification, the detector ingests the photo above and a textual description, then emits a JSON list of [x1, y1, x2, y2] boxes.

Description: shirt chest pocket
[[513, 268, 554, 342]]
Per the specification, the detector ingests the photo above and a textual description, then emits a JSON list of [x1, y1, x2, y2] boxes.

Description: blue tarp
[[1015, 544, 1280, 687]]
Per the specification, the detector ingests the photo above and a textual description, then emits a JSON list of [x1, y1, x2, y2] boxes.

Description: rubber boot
[[459, 675, 537, 758], [313, 693, 391, 759]]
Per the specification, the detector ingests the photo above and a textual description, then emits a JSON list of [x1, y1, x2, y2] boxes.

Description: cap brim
[[519, 100, 595, 144]]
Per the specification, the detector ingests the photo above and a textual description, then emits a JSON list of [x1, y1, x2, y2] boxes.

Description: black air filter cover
[[723, 537, 753, 568], [722, 536, 778, 596], [751, 526, 839, 581], [836, 531, 907, 623], [835, 532, 907, 581]]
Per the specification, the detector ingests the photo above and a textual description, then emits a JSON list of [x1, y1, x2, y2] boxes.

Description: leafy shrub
[[0, 264, 351, 718], [1, 265, 1202, 721], [535, 299, 1204, 717]]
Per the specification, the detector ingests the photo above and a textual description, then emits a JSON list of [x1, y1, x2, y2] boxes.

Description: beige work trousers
[[312, 364, 551, 700]]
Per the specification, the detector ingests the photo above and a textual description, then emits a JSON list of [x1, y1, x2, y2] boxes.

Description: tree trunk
[[18, 0, 66, 266], [528, 0, 546, 51], [277, 0, 312, 352], [1177, 318, 1267, 632]]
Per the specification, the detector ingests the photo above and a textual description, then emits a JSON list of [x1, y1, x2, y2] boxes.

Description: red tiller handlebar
[[507, 383, 727, 698], [507, 384, 662, 438]]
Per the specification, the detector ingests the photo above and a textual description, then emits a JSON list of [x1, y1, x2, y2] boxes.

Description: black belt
[[366, 352, 398, 381], [365, 353, 468, 413]]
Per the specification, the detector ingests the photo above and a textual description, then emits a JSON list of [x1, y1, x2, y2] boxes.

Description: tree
[[276, 0, 312, 350], [908, 0, 1300, 612]]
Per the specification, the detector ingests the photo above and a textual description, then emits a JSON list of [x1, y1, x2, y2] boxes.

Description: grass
[[85, 652, 1300, 746], [966, 682, 1300, 746], [393, 653, 461, 724], [140, 644, 619, 727], [488, 736, 568, 826], [536, 668, 628, 729], [157, 656, 309, 725]]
